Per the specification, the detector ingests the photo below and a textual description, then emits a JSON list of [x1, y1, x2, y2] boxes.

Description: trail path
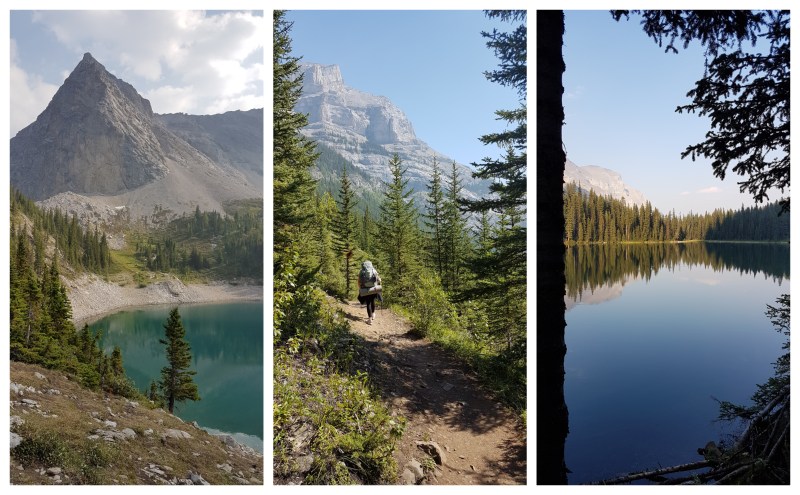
[[337, 299, 526, 485]]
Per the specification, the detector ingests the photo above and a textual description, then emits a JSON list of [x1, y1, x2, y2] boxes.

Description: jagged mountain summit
[[10, 53, 262, 222], [295, 63, 490, 202], [564, 159, 648, 206]]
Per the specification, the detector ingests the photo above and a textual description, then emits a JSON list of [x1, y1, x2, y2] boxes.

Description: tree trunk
[[536, 10, 569, 485]]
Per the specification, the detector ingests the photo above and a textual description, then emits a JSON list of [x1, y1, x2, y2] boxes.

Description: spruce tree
[[332, 163, 358, 296], [441, 161, 470, 292], [423, 157, 445, 277], [158, 308, 200, 414], [378, 153, 420, 296], [273, 10, 319, 254]]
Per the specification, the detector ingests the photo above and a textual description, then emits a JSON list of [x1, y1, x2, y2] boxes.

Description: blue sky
[[9, 10, 264, 138], [286, 9, 524, 166], [563, 10, 787, 215]]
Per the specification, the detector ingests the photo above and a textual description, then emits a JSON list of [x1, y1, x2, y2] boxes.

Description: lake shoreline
[[67, 273, 263, 326]]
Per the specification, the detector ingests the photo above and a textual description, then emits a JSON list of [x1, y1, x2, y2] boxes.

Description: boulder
[[405, 458, 424, 481], [11, 432, 23, 448], [416, 441, 447, 465], [163, 429, 192, 440]]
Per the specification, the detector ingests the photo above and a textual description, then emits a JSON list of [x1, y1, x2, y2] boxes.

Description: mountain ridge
[[564, 158, 648, 206], [10, 52, 262, 222], [296, 63, 490, 204]]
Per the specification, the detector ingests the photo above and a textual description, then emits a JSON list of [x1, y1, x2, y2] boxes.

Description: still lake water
[[91, 302, 263, 452], [564, 242, 789, 484]]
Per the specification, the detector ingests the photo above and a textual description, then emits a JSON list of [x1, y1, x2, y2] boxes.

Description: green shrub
[[408, 274, 452, 338], [12, 429, 70, 467]]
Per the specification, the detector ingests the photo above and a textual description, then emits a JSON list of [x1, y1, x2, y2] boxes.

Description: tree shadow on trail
[[343, 302, 524, 438]]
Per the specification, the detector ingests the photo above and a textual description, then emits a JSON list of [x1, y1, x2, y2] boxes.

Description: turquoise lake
[[563, 243, 789, 484], [91, 302, 263, 452]]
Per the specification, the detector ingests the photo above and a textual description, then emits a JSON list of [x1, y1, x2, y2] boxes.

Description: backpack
[[359, 261, 377, 288]]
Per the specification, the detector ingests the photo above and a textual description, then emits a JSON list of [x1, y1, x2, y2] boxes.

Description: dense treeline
[[11, 188, 111, 273], [10, 201, 140, 400], [134, 202, 263, 279], [565, 242, 790, 301], [564, 182, 789, 243]]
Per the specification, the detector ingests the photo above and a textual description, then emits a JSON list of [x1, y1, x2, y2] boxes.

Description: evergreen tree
[[273, 10, 319, 254], [360, 205, 375, 253], [422, 157, 445, 277], [332, 163, 358, 296], [110, 346, 125, 376], [378, 153, 420, 297], [158, 308, 200, 414], [614, 10, 789, 212], [441, 161, 470, 292]]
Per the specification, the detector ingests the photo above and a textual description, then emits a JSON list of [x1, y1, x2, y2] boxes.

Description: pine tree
[[422, 157, 445, 277], [158, 308, 200, 414], [441, 161, 470, 292], [273, 10, 319, 254], [110, 346, 125, 376], [378, 153, 420, 297], [360, 206, 374, 253], [332, 163, 358, 296]]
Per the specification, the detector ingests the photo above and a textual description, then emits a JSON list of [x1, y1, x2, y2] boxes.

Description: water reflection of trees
[[95, 304, 263, 363], [566, 242, 790, 300]]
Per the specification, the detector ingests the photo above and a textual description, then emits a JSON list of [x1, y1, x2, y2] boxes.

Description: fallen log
[[588, 460, 712, 485]]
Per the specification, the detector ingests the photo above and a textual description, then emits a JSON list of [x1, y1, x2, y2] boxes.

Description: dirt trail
[[337, 299, 526, 485]]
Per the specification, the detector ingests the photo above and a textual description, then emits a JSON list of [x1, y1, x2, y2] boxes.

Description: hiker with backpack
[[358, 260, 382, 324]]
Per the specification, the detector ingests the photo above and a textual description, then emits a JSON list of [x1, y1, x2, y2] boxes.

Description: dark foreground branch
[[588, 460, 712, 485]]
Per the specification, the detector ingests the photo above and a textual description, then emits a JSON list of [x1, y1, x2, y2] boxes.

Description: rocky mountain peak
[[11, 53, 261, 217], [11, 53, 166, 200], [63, 51, 154, 120], [302, 63, 345, 94], [564, 159, 648, 206], [295, 63, 491, 205]]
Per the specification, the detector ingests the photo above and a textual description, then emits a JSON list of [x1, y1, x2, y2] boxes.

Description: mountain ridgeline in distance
[[295, 63, 491, 207], [10, 53, 262, 222], [564, 159, 648, 207]]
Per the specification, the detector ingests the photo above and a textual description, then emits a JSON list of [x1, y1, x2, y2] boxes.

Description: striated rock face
[[10, 52, 261, 219], [295, 63, 489, 201], [564, 159, 648, 206], [11, 53, 168, 200], [297, 63, 417, 145], [158, 109, 263, 187]]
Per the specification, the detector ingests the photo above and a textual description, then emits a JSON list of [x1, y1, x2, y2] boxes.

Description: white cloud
[[679, 191, 690, 196], [697, 186, 721, 194], [28, 10, 264, 116], [10, 38, 59, 137], [143, 85, 197, 114]]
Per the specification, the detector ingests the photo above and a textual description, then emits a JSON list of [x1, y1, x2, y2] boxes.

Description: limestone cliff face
[[158, 109, 264, 189], [11, 53, 168, 200], [564, 159, 648, 206], [295, 63, 489, 201]]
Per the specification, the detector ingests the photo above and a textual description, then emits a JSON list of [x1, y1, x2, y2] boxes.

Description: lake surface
[[563, 242, 789, 484], [92, 302, 263, 452]]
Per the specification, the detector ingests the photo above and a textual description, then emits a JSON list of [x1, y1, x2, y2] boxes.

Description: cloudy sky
[[10, 10, 264, 138]]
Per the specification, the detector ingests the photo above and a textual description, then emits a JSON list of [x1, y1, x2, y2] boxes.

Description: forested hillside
[[273, 10, 526, 484], [10, 188, 138, 397], [130, 200, 263, 281], [564, 182, 789, 243]]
